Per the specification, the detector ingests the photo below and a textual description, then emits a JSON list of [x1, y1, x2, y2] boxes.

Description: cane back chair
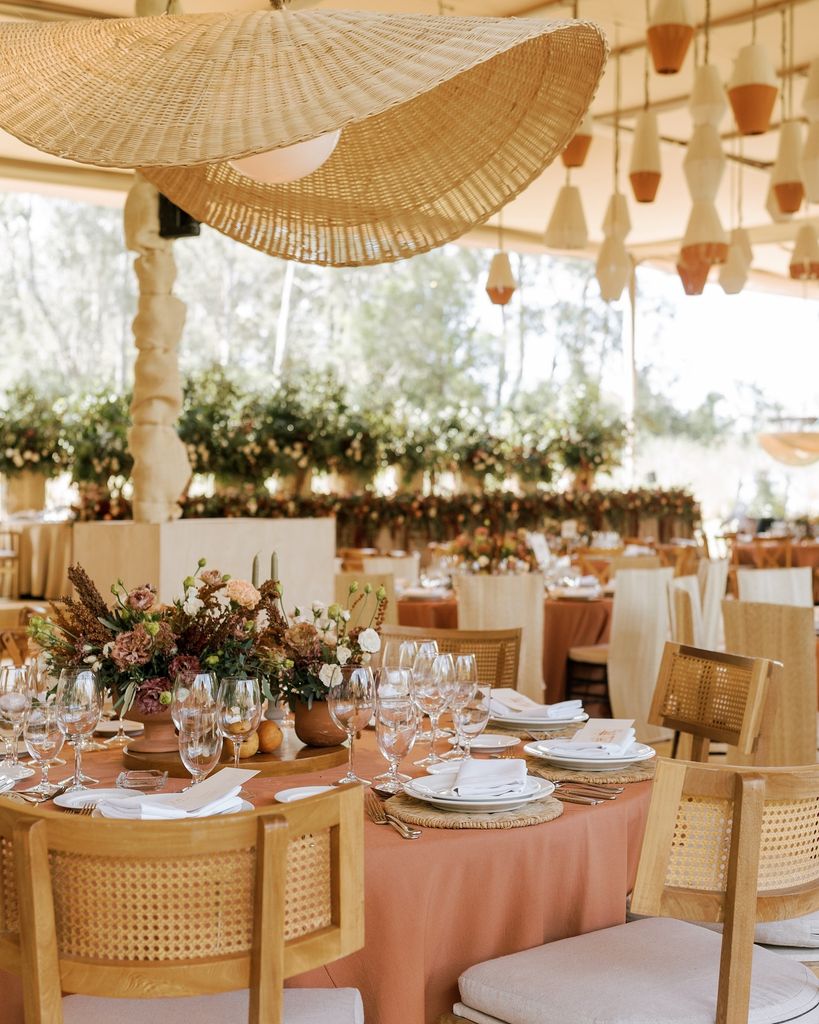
[[380, 624, 522, 689]]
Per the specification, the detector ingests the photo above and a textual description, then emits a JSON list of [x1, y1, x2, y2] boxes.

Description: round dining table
[[398, 595, 614, 704], [0, 729, 651, 1024]]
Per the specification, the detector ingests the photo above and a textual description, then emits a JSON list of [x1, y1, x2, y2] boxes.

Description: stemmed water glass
[[0, 667, 34, 780], [380, 638, 419, 672], [178, 708, 223, 786], [375, 666, 412, 698], [451, 685, 491, 761], [373, 696, 418, 793], [440, 654, 478, 761], [410, 640, 438, 743], [56, 668, 101, 793], [411, 651, 454, 767], [22, 704, 65, 796], [217, 677, 262, 768], [172, 672, 218, 729], [327, 666, 375, 786]]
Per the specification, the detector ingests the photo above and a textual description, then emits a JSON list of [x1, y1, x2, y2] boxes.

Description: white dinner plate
[[274, 786, 335, 803], [489, 712, 589, 729], [94, 798, 254, 819], [404, 773, 554, 813], [446, 732, 519, 752], [523, 741, 656, 772], [94, 719, 144, 735], [551, 588, 601, 601], [0, 775, 15, 795], [53, 788, 123, 809]]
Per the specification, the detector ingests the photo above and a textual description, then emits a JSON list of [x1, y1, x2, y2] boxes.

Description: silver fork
[[364, 790, 421, 839], [64, 803, 95, 816]]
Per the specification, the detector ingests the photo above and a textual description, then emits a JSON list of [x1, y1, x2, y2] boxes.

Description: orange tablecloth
[[0, 732, 651, 1024], [398, 596, 614, 705], [736, 541, 819, 568]]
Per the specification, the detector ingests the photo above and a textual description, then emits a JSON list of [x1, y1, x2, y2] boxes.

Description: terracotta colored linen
[[542, 598, 613, 704], [398, 596, 459, 629], [0, 731, 650, 1024]]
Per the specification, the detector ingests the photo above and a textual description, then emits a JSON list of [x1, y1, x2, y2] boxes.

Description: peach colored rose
[[225, 578, 261, 609]]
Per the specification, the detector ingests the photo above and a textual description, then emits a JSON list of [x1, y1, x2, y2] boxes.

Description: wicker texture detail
[[381, 626, 521, 689], [759, 798, 819, 891], [660, 652, 751, 736], [386, 792, 563, 829], [528, 761, 656, 785], [0, 835, 18, 935], [284, 831, 332, 942], [0, 11, 606, 267], [667, 795, 733, 893]]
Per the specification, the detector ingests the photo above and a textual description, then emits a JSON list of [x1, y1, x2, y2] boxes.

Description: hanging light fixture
[[766, 183, 792, 223], [562, 111, 594, 169], [486, 251, 517, 305], [789, 224, 819, 281], [801, 122, 819, 203], [720, 146, 752, 295], [677, 250, 709, 295], [0, 9, 606, 268], [683, 123, 725, 200], [718, 245, 748, 294], [770, 7, 803, 214], [727, 3, 779, 140], [803, 57, 819, 121], [689, 64, 727, 126], [730, 226, 753, 267], [680, 200, 728, 265], [544, 183, 589, 249], [630, 23, 662, 204], [596, 39, 631, 302], [647, 0, 694, 75]]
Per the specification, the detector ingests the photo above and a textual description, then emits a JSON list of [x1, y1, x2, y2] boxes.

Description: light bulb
[[230, 130, 341, 184]]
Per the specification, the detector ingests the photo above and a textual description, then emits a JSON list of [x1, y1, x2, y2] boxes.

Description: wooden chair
[[648, 642, 776, 763], [609, 554, 662, 575], [334, 571, 398, 626], [656, 543, 699, 578], [446, 760, 819, 1024], [0, 530, 20, 600], [379, 624, 521, 689], [668, 576, 704, 646], [0, 786, 365, 1024], [567, 568, 673, 740], [751, 535, 793, 569], [736, 566, 814, 607], [723, 600, 817, 767], [0, 628, 28, 666], [575, 554, 613, 585]]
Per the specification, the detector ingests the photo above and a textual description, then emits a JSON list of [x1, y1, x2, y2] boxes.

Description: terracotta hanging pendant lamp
[[676, 250, 709, 295], [680, 200, 729, 266], [771, 121, 804, 214], [0, 9, 607, 267], [789, 224, 819, 281], [728, 43, 779, 136], [647, 0, 694, 74], [486, 251, 516, 305], [561, 112, 594, 169]]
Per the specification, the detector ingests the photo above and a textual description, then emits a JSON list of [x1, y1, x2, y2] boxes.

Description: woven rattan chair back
[[631, 759, 819, 1023], [334, 571, 398, 626], [0, 785, 364, 1024], [648, 642, 776, 763], [722, 600, 816, 766], [380, 624, 522, 689]]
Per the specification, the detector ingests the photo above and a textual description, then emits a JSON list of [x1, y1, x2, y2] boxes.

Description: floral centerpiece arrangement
[[448, 526, 539, 575]]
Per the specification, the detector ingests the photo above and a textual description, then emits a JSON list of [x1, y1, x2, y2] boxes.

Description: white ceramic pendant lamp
[[789, 224, 819, 281], [544, 183, 589, 249], [771, 120, 804, 214], [647, 0, 694, 74], [727, 6, 779, 139], [485, 250, 516, 305]]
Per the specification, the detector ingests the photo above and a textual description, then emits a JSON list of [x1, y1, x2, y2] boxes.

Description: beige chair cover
[[668, 575, 704, 646], [607, 567, 674, 743], [736, 566, 813, 607], [454, 573, 544, 702], [723, 600, 817, 766], [697, 558, 728, 651]]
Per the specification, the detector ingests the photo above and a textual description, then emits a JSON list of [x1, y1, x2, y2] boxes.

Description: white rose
[[341, 610, 351, 622], [358, 628, 381, 653], [336, 646, 352, 666], [183, 589, 205, 616], [319, 663, 342, 687], [312, 601, 326, 616]]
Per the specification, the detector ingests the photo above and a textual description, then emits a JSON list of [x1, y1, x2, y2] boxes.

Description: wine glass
[[217, 677, 262, 768], [178, 708, 223, 786], [22, 704, 65, 796], [0, 666, 35, 780], [411, 640, 439, 743], [440, 653, 479, 761], [373, 697, 418, 793], [411, 652, 454, 767], [452, 685, 491, 761], [375, 666, 411, 698], [380, 638, 419, 671], [56, 669, 101, 793], [327, 666, 374, 785], [172, 672, 218, 729]]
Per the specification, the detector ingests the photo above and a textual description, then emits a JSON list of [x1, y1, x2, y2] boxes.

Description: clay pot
[[125, 704, 177, 753], [293, 700, 346, 748]]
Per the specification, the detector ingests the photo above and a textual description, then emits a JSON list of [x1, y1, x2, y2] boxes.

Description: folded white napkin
[[96, 788, 244, 820], [453, 758, 527, 799], [545, 730, 637, 759], [577, 575, 600, 588], [490, 690, 583, 720]]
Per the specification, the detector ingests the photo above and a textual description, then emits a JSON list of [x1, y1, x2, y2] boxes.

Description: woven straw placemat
[[385, 792, 563, 830], [527, 760, 656, 785], [487, 722, 582, 741]]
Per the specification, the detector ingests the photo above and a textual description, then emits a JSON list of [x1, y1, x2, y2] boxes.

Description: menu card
[[570, 719, 635, 747]]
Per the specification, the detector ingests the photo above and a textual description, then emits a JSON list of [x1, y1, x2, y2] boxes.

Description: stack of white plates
[[523, 740, 656, 773], [404, 772, 554, 813], [490, 710, 588, 730]]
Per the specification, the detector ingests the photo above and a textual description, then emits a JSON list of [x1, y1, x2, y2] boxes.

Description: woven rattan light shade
[[0, 10, 607, 266]]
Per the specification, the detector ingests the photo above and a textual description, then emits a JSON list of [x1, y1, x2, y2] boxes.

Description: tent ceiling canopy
[[0, 0, 817, 289]]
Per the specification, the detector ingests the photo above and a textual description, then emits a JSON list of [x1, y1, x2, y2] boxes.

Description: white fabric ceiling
[[0, 0, 817, 293]]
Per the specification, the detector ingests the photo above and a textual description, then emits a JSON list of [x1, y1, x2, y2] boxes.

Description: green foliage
[[554, 385, 626, 474], [66, 390, 133, 484], [0, 383, 70, 478]]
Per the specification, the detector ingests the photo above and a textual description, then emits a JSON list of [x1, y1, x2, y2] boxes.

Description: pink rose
[[225, 578, 261, 609]]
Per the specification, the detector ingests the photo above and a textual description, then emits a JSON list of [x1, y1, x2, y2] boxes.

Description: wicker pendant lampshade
[[544, 184, 589, 249], [486, 251, 517, 305], [789, 224, 819, 281], [802, 123, 819, 204], [0, 11, 606, 268], [561, 112, 594, 169], [683, 124, 725, 201], [680, 200, 728, 266], [647, 0, 694, 74], [727, 43, 779, 136], [771, 121, 804, 214], [629, 111, 662, 203]]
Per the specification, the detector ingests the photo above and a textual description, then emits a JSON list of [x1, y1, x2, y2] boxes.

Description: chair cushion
[[567, 643, 609, 665], [63, 988, 364, 1024], [458, 918, 819, 1024], [757, 913, 819, 949]]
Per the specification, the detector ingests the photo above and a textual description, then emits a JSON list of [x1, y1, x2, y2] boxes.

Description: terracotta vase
[[125, 704, 178, 753], [293, 700, 346, 748]]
